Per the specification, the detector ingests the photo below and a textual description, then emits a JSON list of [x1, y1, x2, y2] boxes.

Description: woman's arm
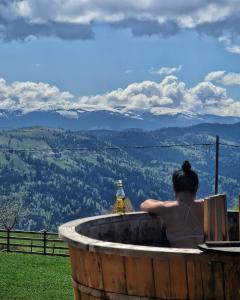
[[140, 199, 177, 215]]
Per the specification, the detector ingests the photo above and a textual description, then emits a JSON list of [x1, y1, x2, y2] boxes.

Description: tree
[[0, 195, 26, 230]]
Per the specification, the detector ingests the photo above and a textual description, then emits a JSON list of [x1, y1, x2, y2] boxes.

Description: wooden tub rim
[[59, 212, 202, 258]]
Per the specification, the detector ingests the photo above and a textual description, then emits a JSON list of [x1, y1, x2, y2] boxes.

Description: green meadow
[[0, 252, 72, 300]]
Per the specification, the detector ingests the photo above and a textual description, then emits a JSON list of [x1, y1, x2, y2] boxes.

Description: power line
[[0, 141, 239, 154], [0, 143, 215, 153], [220, 143, 240, 148]]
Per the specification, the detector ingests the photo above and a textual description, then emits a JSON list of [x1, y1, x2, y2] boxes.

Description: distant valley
[[0, 123, 239, 231]]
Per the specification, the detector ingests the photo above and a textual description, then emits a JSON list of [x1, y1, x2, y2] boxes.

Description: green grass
[[0, 252, 73, 300]]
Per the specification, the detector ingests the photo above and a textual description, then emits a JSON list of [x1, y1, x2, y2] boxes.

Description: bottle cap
[[116, 180, 123, 187]]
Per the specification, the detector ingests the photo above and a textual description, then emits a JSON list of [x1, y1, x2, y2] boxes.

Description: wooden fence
[[0, 229, 68, 257]]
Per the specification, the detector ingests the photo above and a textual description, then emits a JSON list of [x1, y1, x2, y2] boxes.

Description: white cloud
[[150, 65, 182, 75], [0, 75, 239, 117], [205, 71, 226, 82], [226, 45, 240, 54], [0, 79, 74, 113], [1, 1, 240, 42], [217, 35, 240, 55], [124, 69, 133, 74], [77, 75, 240, 116], [205, 71, 240, 85]]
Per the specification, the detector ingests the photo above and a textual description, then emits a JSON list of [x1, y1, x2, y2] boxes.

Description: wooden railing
[[0, 229, 68, 257]]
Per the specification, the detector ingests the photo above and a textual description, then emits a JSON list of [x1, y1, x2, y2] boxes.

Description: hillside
[[0, 124, 239, 231]]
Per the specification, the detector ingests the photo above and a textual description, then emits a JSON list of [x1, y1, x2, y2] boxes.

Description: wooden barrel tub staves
[[59, 212, 240, 300]]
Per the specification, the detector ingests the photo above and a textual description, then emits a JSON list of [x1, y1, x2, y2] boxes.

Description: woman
[[140, 161, 204, 248]]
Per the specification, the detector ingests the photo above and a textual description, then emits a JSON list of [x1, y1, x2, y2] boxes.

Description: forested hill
[[0, 124, 239, 231]]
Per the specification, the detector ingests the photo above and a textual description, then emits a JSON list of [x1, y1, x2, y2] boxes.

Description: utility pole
[[215, 135, 220, 194]]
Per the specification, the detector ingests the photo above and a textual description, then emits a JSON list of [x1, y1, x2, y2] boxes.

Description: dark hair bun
[[182, 161, 191, 172]]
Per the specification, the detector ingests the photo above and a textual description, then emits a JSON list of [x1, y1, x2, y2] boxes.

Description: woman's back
[[140, 161, 204, 248], [162, 200, 204, 248]]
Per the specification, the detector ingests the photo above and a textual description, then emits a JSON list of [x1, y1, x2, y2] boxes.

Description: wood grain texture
[[212, 262, 225, 300], [153, 259, 172, 299], [125, 256, 155, 297], [204, 194, 228, 242], [66, 209, 240, 300], [80, 293, 89, 300], [84, 251, 104, 290], [69, 247, 88, 286], [203, 197, 210, 241], [187, 257, 204, 300], [200, 258, 214, 300], [100, 253, 127, 294], [80, 292, 102, 300], [74, 287, 81, 300], [224, 258, 240, 300], [169, 257, 188, 300], [200, 258, 225, 300]]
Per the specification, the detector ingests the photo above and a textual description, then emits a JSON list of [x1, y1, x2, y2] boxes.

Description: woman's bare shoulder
[[161, 200, 178, 207], [140, 199, 178, 215]]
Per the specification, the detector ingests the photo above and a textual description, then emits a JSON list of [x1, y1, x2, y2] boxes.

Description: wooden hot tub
[[59, 212, 240, 300]]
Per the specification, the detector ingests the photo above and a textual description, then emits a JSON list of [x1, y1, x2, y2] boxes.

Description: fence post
[[215, 135, 220, 194], [7, 229, 10, 252], [43, 230, 47, 255]]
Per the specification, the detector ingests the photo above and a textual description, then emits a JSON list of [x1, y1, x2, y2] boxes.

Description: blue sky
[[1, 25, 239, 97], [0, 1, 239, 116]]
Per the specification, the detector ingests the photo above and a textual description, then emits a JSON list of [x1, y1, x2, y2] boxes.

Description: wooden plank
[[46, 238, 66, 243], [88, 296, 101, 300], [209, 196, 216, 240], [100, 253, 126, 294], [200, 257, 225, 300], [80, 293, 89, 300], [0, 242, 67, 251], [81, 294, 101, 300], [84, 251, 104, 290], [3, 236, 44, 241], [200, 258, 214, 300], [125, 256, 155, 297], [203, 197, 210, 241], [74, 287, 81, 300], [218, 194, 228, 240], [212, 261, 225, 300], [169, 257, 188, 300], [204, 195, 228, 241], [187, 257, 203, 300], [69, 247, 88, 286], [153, 258, 172, 299], [224, 258, 240, 300]]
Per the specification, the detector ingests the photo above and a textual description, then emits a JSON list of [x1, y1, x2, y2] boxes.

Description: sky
[[0, 0, 240, 117]]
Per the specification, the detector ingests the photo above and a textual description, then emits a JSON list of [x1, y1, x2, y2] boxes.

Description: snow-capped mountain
[[0, 109, 239, 131]]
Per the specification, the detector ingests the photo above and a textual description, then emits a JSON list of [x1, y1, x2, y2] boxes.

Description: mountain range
[[0, 109, 240, 130]]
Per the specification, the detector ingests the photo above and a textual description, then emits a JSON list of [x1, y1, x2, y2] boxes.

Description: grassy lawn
[[0, 252, 73, 300]]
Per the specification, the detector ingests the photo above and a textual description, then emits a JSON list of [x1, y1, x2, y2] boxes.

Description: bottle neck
[[116, 187, 125, 198]]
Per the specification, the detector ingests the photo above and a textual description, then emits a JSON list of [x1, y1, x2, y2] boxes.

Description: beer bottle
[[115, 180, 126, 214]]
